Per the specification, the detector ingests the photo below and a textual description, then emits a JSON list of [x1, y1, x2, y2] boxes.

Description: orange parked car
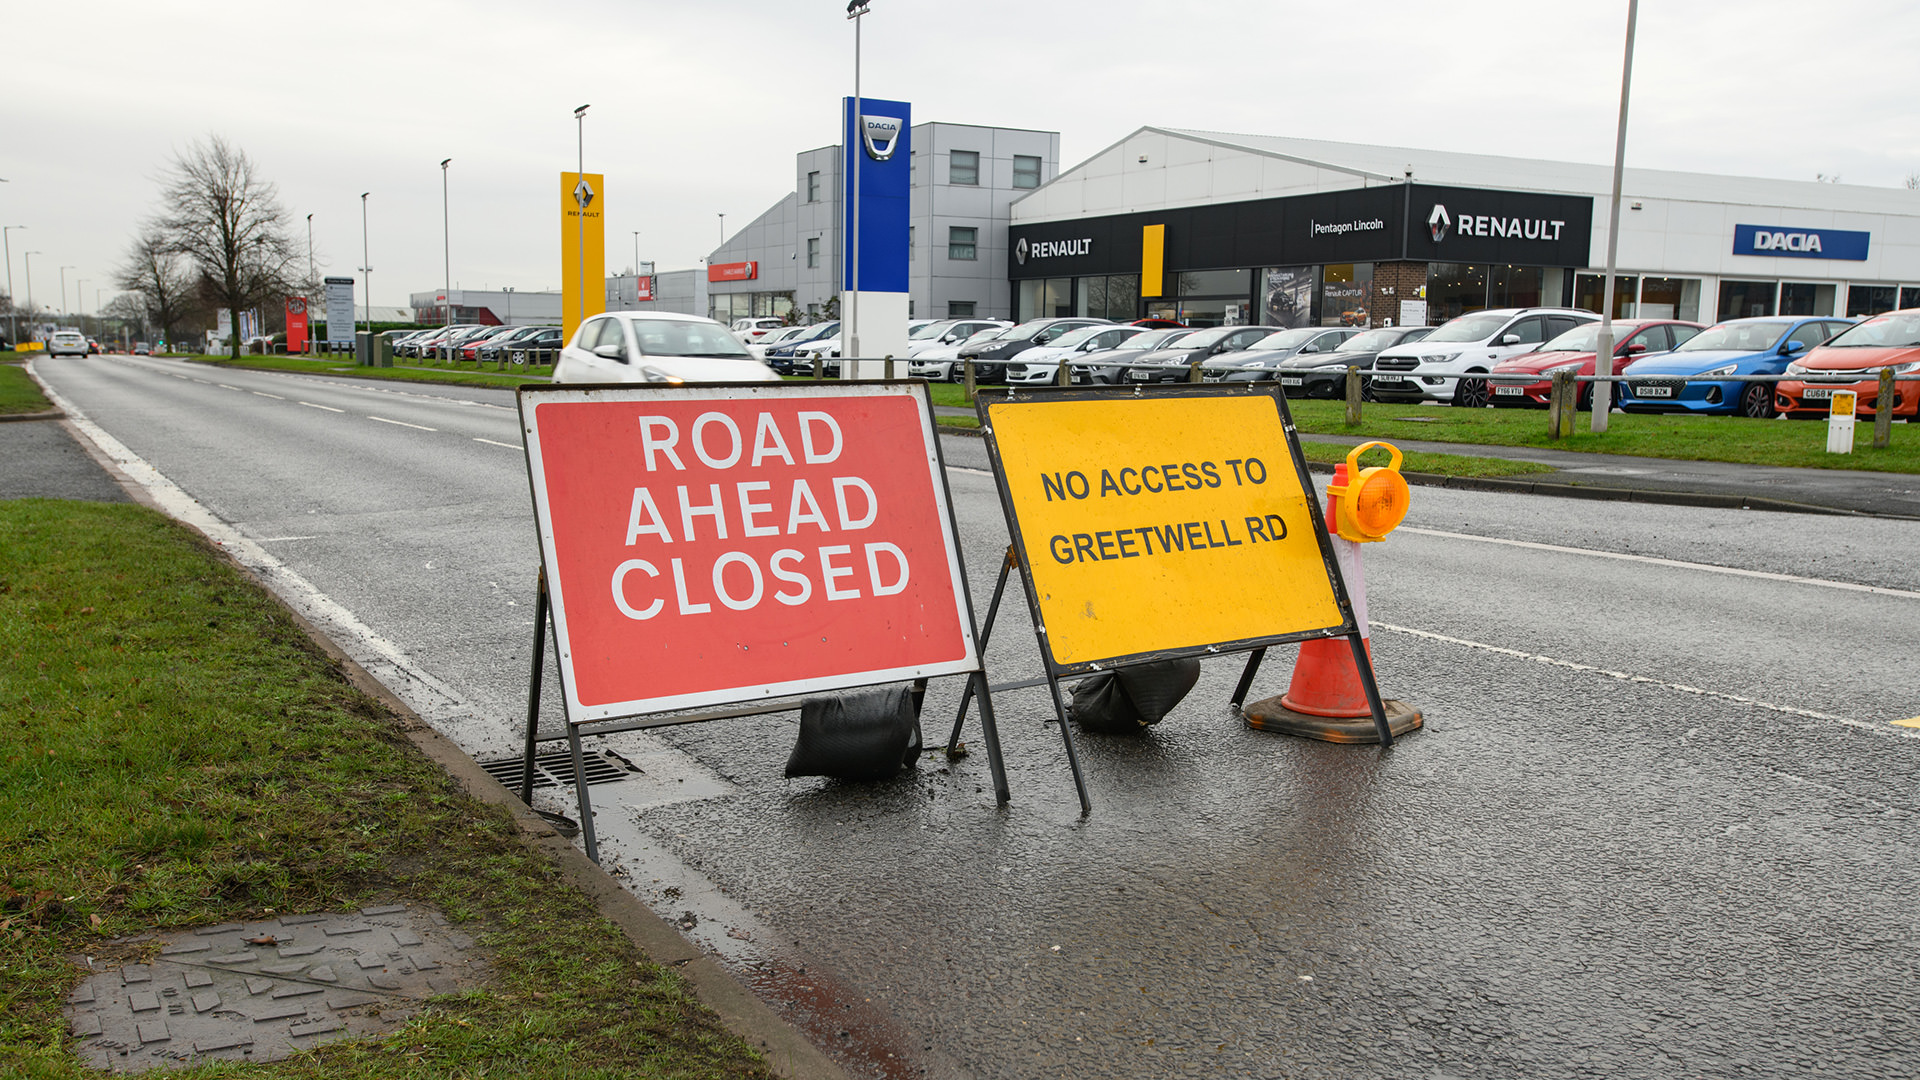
[[1775, 309, 1920, 419]]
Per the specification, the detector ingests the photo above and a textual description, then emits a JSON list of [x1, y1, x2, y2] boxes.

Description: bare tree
[[1906, 173, 1920, 191], [154, 135, 298, 358], [114, 230, 197, 346]]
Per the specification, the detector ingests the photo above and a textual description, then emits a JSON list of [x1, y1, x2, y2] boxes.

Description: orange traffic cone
[[1243, 465, 1422, 743]]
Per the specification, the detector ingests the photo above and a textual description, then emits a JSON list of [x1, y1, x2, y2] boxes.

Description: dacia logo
[[862, 115, 903, 161], [1752, 230, 1823, 254]]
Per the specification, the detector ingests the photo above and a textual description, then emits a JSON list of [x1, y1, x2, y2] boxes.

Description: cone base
[[1242, 696, 1423, 744]]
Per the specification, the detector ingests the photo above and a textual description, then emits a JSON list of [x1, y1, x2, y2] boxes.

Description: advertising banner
[[560, 171, 606, 342], [518, 382, 978, 721], [636, 275, 654, 302], [707, 261, 758, 283], [286, 297, 309, 352], [978, 384, 1357, 671], [324, 277, 355, 345]]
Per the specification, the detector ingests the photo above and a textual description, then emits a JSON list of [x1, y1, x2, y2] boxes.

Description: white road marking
[[252, 391, 285, 400], [473, 438, 522, 450], [216, 383, 241, 390], [945, 464, 992, 476], [299, 401, 345, 412], [1399, 525, 1920, 600], [1375, 621, 1920, 741], [368, 416, 437, 431], [254, 535, 320, 543]]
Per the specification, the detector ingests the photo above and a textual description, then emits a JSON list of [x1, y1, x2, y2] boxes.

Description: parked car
[[1005, 325, 1149, 385], [1201, 326, 1362, 383], [505, 327, 566, 365], [749, 324, 815, 360], [907, 319, 1012, 358], [1261, 325, 1434, 399], [47, 330, 89, 357], [729, 316, 786, 345], [1489, 319, 1705, 410], [1619, 316, 1851, 417], [554, 312, 780, 385], [1072, 327, 1196, 384], [458, 325, 521, 361], [409, 324, 483, 359], [1125, 324, 1281, 383], [1774, 310, 1920, 420], [766, 322, 839, 374], [1370, 308, 1601, 406], [476, 325, 556, 362], [388, 328, 435, 355], [957, 317, 1111, 383], [909, 326, 1010, 381], [1130, 318, 1187, 329]]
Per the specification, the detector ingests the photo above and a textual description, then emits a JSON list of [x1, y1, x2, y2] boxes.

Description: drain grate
[[478, 750, 638, 790]]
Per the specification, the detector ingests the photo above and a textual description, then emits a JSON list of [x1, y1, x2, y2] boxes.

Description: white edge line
[[1374, 621, 1920, 740], [473, 438, 523, 450], [368, 416, 437, 431], [32, 374, 474, 722], [252, 392, 285, 399], [1400, 525, 1920, 601], [299, 401, 345, 413]]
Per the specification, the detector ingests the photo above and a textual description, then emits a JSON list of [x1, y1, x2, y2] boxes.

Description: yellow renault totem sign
[[559, 171, 606, 341], [979, 384, 1359, 671]]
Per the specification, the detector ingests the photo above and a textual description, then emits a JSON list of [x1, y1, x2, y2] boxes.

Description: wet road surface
[[36, 354, 1920, 1079]]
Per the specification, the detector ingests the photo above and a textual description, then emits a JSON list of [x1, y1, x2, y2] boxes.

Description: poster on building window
[[1321, 268, 1372, 326], [1263, 268, 1316, 329]]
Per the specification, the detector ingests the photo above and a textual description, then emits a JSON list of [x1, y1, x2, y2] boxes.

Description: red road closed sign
[[519, 383, 978, 721]]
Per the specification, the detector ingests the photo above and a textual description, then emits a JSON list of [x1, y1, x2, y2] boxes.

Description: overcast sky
[[8, 0, 1918, 315]]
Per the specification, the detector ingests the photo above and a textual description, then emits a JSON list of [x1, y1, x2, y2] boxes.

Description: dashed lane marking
[[368, 416, 436, 432], [1400, 526, 1920, 600], [216, 383, 241, 390], [473, 438, 522, 450], [299, 402, 345, 412], [1375, 621, 1920, 741], [252, 391, 285, 399]]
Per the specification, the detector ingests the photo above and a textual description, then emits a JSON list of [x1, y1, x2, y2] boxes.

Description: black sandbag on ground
[[1067, 658, 1201, 733], [784, 684, 923, 780]]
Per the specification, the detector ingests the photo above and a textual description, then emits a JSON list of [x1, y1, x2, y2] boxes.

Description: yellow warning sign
[[981, 387, 1351, 669]]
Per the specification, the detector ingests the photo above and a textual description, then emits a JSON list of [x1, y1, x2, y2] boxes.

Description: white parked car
[[1005, 325, 1149, 385], [46, 330, 90, 357], [748, 324, 815, 360], [555, 311, 780, 385], [1370, 307, 1600, 407], [909, 326, 1012, 380], [728, 316, 786, 346], [907, 319, 1012, 358]]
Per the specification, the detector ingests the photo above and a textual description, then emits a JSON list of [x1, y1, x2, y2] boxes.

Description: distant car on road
[[1619, 316, 1850, 417], [1775, 309, 1920, 420], [47, 331, 89, 357], [133, 341, 152, 355], [554, 311, 780, 385]]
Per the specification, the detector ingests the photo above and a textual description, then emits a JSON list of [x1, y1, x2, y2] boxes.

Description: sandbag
[[784, 685, 922, 780], [1067, 658, 1201, 733]]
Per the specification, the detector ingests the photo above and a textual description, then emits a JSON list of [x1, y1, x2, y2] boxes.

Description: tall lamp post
[[845, 0, 871, 367], [60, 265, 73, 318], [505, 285, 514, 325], [305, 212, 315, 352], [358, 192, 371, 338], [1591, 0, 1638, 434], [574, 104, 589, 335], [3, 225, 24, 348], [440, 158, 453, 343], [24, 251, 40, 327]]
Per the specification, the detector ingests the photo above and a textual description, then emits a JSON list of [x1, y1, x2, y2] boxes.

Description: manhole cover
[[478, 749, 637, 790], [65, 904, 485, 1072]]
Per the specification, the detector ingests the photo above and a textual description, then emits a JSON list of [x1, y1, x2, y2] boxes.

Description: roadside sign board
[[978, 384, 1358, 672], [519, 382, 979, 721]]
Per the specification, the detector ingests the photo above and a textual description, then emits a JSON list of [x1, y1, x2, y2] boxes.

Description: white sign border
[[519, 381, 981, 724]]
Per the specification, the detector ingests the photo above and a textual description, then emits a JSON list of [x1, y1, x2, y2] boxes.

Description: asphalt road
[[35, 354, 1920, 1080]]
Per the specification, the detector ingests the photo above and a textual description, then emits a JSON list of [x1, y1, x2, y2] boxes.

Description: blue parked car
[[765, 321, 839, 374], [1617, 315, 1854, 418]]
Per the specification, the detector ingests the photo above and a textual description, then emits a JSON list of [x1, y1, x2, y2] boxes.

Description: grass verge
[[1296, 440, 1552, 479], [1286, 399, 1918, 473], [188, 354, 555, 390], [0, 499, 775, 1079], [0, 363, 53, 414]]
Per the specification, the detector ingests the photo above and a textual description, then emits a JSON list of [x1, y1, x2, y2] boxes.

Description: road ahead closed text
[[985, 393, 1346, 667], [524, 386, 975, 717]]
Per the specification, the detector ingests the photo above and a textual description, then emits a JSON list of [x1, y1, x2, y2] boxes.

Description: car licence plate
[[1128, 370, 1153, 381], [1803, 387, 1834, 400], [1372, 374, 1404, 385], [1279, 376, 1303, 386], [1494, 385, 1524, 396], [1635, 386, 1673, 398]]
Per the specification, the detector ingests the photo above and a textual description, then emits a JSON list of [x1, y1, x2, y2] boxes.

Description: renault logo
[[862, 115, 903, 161], [1015, 237, 1028, 265], [1428, 204, 1450, 243], [573, 177, 596, 211]]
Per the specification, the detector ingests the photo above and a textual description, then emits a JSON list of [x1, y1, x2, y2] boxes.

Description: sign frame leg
[[969, 670, 1011, 805], [948, 546, 1016, 753], [567, 722, 602, 863], [1229, 647, 1267, 710], [1347, 634, 1395, 747], [520, 569, 550, 806], [1041, 669, 1093, 815]]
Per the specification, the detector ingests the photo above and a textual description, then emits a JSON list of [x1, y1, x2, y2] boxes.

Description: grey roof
[[1153, 127, 1920, 215]]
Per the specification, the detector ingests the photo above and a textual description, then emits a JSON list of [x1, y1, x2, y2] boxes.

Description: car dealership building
[[1002, 127, 1920, 330]]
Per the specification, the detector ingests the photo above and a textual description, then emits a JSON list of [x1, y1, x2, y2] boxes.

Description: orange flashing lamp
[[1325, 441, 1410, 543]]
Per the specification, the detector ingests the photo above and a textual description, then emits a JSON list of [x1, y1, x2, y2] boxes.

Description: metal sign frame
[[961, 382, 1392, 811], [516, 379, 1007, 860]]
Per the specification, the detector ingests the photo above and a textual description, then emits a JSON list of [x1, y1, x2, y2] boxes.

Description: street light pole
[[574, 104, 590, 335], [24, 251, 39, 325], [505, 285, 514, 325], [846, 0, 869, 370], [3, 225, 23, 349], [359, 192, 371, 337], [441, 158, 453, 342], [305, 212, 314, 354], [1591, 0, 1638, 434], [60, 265, 73, 318]]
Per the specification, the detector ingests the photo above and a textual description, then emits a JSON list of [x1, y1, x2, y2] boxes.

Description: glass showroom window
[[1013, 155, 1041, 189], [948, 301, 975, 318], [1779, 282, 1836, 317], [1077, 274, 1139, 321], [806, 237, 819, 269], [1427, 263, 1491, 322], [1903, 287, 1920, 310], [948, 226, 977, 261], [1718, 280, 1775, 320], [950, 150, 980, 186], [1320, 264, 1373, 326], [807, 171, 820, 202], [1639, 277, 1700, 321], [1575, 274, 1637, 318], [1846, 284, 1897, 317]]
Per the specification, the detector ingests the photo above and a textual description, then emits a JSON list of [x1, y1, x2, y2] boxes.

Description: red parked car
[[1775, 308, 1920, 419], [1489, 318, 1705, 410]]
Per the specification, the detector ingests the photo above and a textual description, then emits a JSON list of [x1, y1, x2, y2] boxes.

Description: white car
[[728, 316, 786, 346], [46, 330, 90, 357], [748, 324, 815, 360], [1369, 307, 1600, 407], [554, 311, 780, 385], [909, 326, 1012, 380], [907, 319, 1011, 358], [1005, 325, 1149, 385]]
